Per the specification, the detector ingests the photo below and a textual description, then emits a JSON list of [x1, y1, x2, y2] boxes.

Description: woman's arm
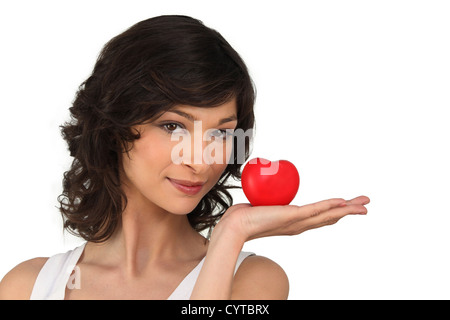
[[190, 196, 369, 299], [190, 221, 245, 299], [191, 220, 289, 299]]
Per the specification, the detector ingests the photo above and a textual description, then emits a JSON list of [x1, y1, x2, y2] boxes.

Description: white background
[[1, 0, 449, 299]]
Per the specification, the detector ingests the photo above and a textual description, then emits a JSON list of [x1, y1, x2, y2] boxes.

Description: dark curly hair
[[58, 15, 256, 243]]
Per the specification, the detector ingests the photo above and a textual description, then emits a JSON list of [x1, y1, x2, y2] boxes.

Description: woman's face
[[121, 99, 238, 215]]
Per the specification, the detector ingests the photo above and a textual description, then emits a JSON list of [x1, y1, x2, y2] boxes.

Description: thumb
[[225, 203, 252, 215]]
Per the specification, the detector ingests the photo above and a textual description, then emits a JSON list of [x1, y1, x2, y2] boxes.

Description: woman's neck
[[85, 184, 208, 278]]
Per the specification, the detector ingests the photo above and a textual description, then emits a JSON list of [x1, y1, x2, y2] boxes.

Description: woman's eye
[[161, 122, 187, 134], [161, 123, 234, 140], [165, 123, 179, 131], [210, 129, 234, 140]]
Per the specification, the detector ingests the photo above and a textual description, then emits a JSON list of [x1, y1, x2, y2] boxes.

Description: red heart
[[241, 158, 300, 206]]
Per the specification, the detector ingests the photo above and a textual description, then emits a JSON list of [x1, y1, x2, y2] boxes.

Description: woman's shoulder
[[232, 254, 289, 299], [0, 257, 48, 300]]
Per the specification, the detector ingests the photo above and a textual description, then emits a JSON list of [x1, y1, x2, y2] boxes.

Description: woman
[[0, 15, 369, 299]]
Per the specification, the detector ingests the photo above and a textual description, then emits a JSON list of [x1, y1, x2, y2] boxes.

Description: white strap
[[30, 243, 86, 300]]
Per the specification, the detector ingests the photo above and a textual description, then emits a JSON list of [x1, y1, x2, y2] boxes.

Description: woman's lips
[[168, 178, 205, 195]]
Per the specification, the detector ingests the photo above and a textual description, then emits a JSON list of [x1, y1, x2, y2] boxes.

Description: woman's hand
[[192, 196, 370, 299], [217, 196, 370, 243]]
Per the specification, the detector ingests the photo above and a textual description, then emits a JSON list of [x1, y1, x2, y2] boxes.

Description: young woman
[[0, 15, 369, 300]]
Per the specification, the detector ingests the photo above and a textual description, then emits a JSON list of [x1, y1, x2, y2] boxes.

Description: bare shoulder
[[0, 257, 48, 300], [231, 255, 289, 299]]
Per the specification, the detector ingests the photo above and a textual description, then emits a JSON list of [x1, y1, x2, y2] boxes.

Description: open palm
[[219, 196, 370, 242]]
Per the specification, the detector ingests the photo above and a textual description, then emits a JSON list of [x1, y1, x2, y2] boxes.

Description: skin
[[0, 98, 370, 299]]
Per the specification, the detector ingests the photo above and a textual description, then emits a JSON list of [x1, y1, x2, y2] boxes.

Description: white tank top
[[30, 243, 254, 300]]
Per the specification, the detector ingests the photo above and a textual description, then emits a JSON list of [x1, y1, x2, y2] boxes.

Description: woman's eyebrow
[[167, 110, 238, 125]]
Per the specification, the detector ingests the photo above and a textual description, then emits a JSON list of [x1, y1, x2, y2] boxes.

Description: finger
[[290, 203, 367, 234], [344, 195, 370, 206], [297, 198, 347, 219], [311, 203, 367, 226]]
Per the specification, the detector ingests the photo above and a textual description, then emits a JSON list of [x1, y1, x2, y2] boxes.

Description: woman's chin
[[164, 199, 201, 216]]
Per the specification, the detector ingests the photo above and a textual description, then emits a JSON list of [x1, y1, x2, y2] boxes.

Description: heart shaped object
[[241, 158, 300, 206]]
